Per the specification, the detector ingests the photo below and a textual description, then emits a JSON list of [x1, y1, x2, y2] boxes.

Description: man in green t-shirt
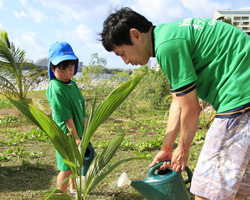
[[100, 7, 250, 200], [46, 41, 87, 197]]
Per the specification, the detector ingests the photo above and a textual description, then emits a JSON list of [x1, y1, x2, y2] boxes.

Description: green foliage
[[0, 128, 48, 146], [9, 74, 147, 200], [0, 98, 12, 108], [78, 53, 107, 89], [96, 134, 179, 152], [199, 100, 216, 129], [192, 130, 206, 145], [0, 116, 22, 126], [0, 30, 47, 100], [223, 17, 232, 25], [133, 66, 171, 109]]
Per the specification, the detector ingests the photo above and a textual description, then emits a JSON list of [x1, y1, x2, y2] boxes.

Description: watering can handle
[[184, 164, 193, 191], [148, 161, 193, 190], [148, 161, 170, 177]]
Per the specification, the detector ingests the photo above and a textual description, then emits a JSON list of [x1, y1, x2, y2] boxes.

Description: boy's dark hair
[[50, 60, 77, 71], [100, 7, 152, 52]]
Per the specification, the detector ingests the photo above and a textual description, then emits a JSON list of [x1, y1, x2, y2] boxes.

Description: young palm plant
[[9, 73, 147, 200], [0, 30, 47, 100]]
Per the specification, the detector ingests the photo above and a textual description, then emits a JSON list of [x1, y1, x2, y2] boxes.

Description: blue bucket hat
[[47, 41, 78, 79]]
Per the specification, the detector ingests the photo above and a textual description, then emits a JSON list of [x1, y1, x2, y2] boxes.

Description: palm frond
[[8, 98, 76, 164], [0, 30, 47, 100], [0, 76, 19, 97], [10, 73, 146, 200], [0, 31, 10, 48], [82, 74, 144, 150], [86, 157, 147, 194], [82, 133, 147, 197], [0, 39, 17, 72]]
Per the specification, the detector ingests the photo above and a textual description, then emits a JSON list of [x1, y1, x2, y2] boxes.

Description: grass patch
[[0, 93, 249, 200]]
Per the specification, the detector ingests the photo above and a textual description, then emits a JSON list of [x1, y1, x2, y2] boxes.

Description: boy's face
[[52, 64, 75, 82]]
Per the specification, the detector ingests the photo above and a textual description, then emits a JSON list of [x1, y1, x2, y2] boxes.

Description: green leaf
[[82, 133, 147, 198], [10, 73, 145, 200], [9, 98, 77, 169], [82, 74, 144, 151], [62, 159, 77, 168]]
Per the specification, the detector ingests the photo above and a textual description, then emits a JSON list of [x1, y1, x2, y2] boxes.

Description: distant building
[[78, 62, 83, 72], [213, 9, 250, 35]]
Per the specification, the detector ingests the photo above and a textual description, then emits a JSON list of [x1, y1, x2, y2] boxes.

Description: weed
[[0, 98, 12, 108], [0, 116, 22, 126]]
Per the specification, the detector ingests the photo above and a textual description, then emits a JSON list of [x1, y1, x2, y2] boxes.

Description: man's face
[[113, 28, 151, 66], [114, 44, 150, 66]]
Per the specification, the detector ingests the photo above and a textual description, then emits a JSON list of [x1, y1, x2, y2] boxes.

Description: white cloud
[[39, 0, 111, 26], [16, 0, 47, 23], [22, 32, 37, 44], [181, 0, 232, 18], [239, 7, 250, 9], [0, 23, 4, 30], [20, 32, 48, 62], [14, 11, 26, 19], [19, 0, 28, 6], [0, 0, 3, 10], [27, 7, 48, 23], [53, 23, 96, 44], [114, 0, 233, 23], [136, 0, 185, 22], [75, 24, 94, 43]]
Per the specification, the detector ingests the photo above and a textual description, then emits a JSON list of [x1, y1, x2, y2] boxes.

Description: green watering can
[[118, 161, 193, 200], [77, 144, 96, 190], [81, 143, 96, 176]]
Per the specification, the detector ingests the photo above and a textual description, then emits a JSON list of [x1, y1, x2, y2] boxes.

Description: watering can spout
[[118, 161, 193, 200]]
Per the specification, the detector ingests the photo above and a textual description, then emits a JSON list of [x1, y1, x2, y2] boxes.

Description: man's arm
[[171, 89, 200, 172], [150, 89, 200, 171], [150, 92, 181, 167]]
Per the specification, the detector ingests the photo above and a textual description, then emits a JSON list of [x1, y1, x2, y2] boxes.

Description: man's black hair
[[100, 7, 152, 52]]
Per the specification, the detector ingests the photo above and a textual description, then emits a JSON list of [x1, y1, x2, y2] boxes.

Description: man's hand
[[171, 145, 190, 172], [150, 150, 172, 170]]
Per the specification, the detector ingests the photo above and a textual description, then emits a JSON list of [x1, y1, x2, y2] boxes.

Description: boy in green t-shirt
[[46, 41, 87, 196], [100, 7, 250, 200]]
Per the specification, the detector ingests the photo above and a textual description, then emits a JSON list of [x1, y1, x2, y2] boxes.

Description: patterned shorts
[[190, 112, 250, 200]]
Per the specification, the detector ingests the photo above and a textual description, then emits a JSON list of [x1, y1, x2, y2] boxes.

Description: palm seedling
[[9, 73, 147, 200], [0, 30, 47, 101]]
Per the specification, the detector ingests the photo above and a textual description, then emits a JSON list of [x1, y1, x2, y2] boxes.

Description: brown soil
[[0, 108, 19, 118]]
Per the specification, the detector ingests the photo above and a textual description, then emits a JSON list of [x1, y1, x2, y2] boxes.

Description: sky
[[0, 0, 249, 69]]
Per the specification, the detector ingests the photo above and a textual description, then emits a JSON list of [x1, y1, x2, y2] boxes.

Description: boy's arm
[[65, 118, 81, 146]]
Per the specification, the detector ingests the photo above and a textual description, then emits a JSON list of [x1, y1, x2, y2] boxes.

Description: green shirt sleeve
[[157, 39, 197, 90]]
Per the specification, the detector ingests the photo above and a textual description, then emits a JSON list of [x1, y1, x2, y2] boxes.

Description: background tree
[[0, 30, 47, 101], [78, 53, 107, 90], [222, 18, 239, 27], [222, 17, 232, 25], [133, 66, 171, 109]]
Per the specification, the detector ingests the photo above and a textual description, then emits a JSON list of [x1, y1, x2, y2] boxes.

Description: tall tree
[[222, 17, 232, 25], [0, 30, 47, 100]]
